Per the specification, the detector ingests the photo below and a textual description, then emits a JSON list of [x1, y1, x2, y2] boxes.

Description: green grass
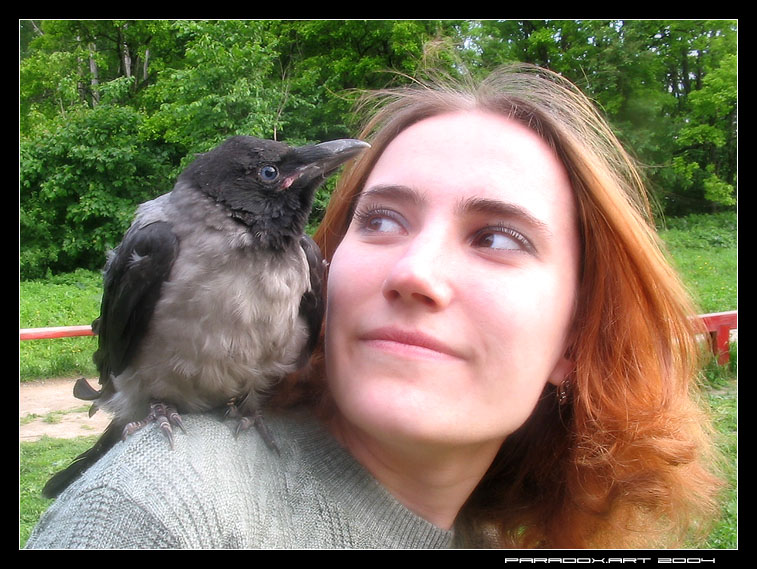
[[19, 435, 99, 547], [658, 211, 737, 313], [701, 379, 738, 549], [18, 212, 737, 548], [20, 269, 101, 381], [21, 405, 94, 427]]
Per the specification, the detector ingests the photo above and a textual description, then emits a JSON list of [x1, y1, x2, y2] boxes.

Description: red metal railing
[[19, 325, 94, 341], [20, 311, 738, 364], [700, 310, 738, 365]]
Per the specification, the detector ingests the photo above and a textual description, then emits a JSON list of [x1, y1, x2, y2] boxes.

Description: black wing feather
[[93, 220, 179, 391], [297, 234, 326, 365], [43, 221, 180, 499]]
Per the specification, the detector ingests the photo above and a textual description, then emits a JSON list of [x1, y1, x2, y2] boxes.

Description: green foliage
[[19, 19, 737, 279], [659, 211, 737, 248], [671, 52, 737, 210], [270, 20, 457, 142], [467, 19, 737, 217], [19, 19, 455, 279], [20, 104, 175, 278], [139, 21, 284, 154]]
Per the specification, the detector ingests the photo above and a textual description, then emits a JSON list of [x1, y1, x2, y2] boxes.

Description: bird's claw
[[225, 399, 279, 454], [122, 401, 185, 449]]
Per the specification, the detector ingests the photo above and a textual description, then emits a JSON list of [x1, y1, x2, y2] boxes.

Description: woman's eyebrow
[[456, 196, 553, 239], [356, 184, 426, 207]]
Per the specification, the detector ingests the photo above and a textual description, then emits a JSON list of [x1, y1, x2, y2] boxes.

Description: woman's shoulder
[[26, 410, 315, 548], [90, 411, 278, 487], [27, 409, 457, 549], [79, 409, 331, 505]]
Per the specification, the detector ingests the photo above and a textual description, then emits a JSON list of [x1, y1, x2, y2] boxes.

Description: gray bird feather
[[42, 135, 368, 498]]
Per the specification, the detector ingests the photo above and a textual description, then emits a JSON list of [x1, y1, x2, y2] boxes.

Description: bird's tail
[[41, 421, 122, 499], [72, 377, 103, 417], [72, 377, 101, 401]]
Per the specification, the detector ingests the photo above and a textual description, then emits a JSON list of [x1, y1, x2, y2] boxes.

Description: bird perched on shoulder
[[42, 135, 369, 499]]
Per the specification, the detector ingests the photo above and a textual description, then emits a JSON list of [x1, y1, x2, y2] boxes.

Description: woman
[[26, 65, 722, 549], [308, 64, 723, 548]]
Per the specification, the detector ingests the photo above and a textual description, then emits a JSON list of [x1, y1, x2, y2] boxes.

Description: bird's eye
[[259, 165, 279, 182]]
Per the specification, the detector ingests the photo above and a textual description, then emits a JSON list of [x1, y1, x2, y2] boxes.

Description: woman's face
[[325, 110, 580, 450]]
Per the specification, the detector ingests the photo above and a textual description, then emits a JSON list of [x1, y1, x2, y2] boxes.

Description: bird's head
[[180, 135, 369, 249]]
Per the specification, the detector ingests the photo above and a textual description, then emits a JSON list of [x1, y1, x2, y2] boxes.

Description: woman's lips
[[359, 327, 463, 360]]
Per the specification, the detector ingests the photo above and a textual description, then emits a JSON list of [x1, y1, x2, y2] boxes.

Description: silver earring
[[558, 379, 571, 405]]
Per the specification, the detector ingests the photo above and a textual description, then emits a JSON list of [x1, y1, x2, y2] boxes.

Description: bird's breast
[[125, 234, 311, 410]]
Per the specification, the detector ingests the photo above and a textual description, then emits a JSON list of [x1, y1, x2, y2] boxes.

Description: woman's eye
[[259, 165, 279, 182], [472, 226, 533, 253], [353, 208, 406, 235]]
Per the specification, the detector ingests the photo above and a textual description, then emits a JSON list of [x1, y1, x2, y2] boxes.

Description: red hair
[[292, 64, 723, 548]]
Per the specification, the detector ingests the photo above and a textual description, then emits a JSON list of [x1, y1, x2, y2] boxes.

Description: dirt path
[[19, 378, 110, 442]]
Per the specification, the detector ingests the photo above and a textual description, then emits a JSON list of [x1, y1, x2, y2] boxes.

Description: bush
[[658, 211, 737, 249], [19, 105, 177, 279]]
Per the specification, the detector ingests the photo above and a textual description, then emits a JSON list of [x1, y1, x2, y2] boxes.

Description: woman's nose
[[381, 233, 454, 310]]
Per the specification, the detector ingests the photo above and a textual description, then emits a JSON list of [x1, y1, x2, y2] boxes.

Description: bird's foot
[[122, 402, 186, 449], [226, 399, 279, 454]]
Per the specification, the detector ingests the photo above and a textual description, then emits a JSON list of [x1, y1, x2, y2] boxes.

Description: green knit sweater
[[25, 410, 455, 549]]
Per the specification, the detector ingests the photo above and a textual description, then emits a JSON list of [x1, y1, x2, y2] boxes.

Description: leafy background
[[20, 20, 737, 279]]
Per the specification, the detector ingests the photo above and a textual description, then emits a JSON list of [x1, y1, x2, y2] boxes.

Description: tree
[[19, 19, 737, 278], [20, 105, 173, 278], [662, 22, 737, 213], [19, 19, 462, 277], [138, 21, 284, 156], [268, 20, 462, 143], [461, 19, 737, 215]]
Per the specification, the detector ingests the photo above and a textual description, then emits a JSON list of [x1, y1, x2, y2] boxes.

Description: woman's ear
[[548, 323, 578, 387], [547, 355, 575, 387]]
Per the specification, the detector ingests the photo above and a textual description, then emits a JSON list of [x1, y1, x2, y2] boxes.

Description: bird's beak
[[284, 139, 370, 190]]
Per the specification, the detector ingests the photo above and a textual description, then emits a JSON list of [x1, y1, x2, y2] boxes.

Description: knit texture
[[26, 409, 455, 549]]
